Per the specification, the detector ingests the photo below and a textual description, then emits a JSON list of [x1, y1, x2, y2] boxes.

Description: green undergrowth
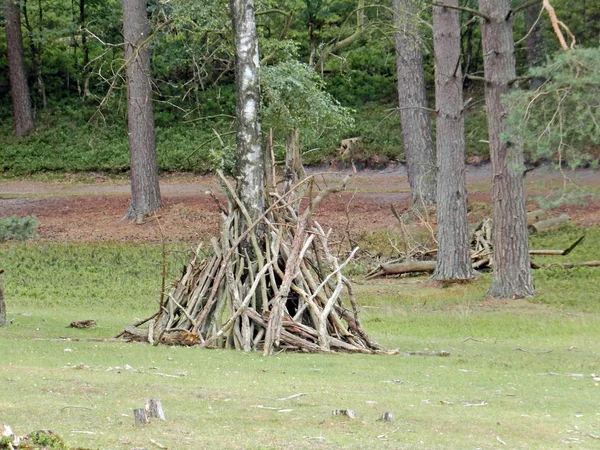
[[1, 102, 495, 177], [0, 231, 599, 449]]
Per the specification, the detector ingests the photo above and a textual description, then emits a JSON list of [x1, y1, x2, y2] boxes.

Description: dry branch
[[120, 174, 383, 355], [367, 218, 586, 279]]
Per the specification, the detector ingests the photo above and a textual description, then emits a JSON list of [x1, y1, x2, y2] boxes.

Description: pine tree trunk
[[393, 0, 437, 207], [480, 0, 535, 298], [123, 0, 162, 220], [4, 0, 35, 137], [231, 0, 265, 226], [524, 2, 545, 89], [431, 0, 473, 281], [80, 0, 90, 97]]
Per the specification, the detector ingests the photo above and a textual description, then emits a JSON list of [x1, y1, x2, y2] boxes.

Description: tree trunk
[[123, 0, 162, 220], [393, 0, 437, 207], [231, 0, 265, 226], [80, 0, 90, 97], [431, 0, 473, 281], [524, 2, 545, 89], [4, 0, 35, 137], [480, 0, 535, 298]]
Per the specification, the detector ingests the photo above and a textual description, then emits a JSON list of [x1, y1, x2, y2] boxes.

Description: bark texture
[[480, 0, 535, 298], [123, 0, 162, 220], [524, 2, 545, 89], [393, 0, 436, 207], [431, 0, 473, 281], [4, 0, 35, 137], [231, 0, 265, 225]]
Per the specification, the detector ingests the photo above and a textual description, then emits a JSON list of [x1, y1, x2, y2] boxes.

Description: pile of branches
[[120, 173, 383, 355], [366, 216, 595, 279]]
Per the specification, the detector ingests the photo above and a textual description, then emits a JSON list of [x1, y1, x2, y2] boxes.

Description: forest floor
[[1, 163, 599, 244]]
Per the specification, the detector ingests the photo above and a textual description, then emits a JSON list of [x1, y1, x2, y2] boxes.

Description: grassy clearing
[[1, 233, 600, 449]]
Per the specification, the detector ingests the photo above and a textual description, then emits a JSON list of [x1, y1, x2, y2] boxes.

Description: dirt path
[[0, 165, 597, 243]]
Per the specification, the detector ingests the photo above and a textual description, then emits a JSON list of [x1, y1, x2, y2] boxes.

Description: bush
[[0, 216, 39, 243]]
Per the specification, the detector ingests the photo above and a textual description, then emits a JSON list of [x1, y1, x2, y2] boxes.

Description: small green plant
[[0, 216, 39, 243], [0, 436, 13, 449], [26, 430, 68, 450]]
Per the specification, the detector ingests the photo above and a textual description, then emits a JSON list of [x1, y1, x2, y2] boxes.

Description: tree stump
[[134, 408, 149, 425], [145, 399, 166, 421]]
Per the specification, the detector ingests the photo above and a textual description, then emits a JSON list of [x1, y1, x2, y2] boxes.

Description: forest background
[[1, 0, 599, 176]]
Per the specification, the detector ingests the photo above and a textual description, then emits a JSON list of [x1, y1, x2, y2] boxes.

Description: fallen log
[[529, 214, 570, 233], [365, 261, 437, 279], [529, 235, 585, 256], [538, 261, 600, 270], [527, 209, 547, 225]]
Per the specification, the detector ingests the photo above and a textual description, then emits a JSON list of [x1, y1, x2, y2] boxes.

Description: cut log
[[134, 408, 149, 425], [145, 399, 166, 421], [528, 214, 570, 233], [366, 261, 437, 279], [527, 209, 547, 225]]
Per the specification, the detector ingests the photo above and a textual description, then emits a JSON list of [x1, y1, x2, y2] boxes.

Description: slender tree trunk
[[123, 0, 162, 220], [80, 0, 90, 96], [480, 0, 535, 298], [4, 0, 35, 137], [393, 0, 437, 207], [524, 2, 545, 89], [231, 0, 265, 226], [431, 0, 473, 281]]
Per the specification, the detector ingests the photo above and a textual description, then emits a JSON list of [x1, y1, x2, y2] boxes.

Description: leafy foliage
[[262, 59, 354, 159], [506, 48, 600, 168]]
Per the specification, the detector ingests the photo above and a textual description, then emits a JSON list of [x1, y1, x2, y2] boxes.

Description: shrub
[[0, 216, 39, 243]]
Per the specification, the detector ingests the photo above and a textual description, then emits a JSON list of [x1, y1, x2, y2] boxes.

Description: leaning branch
[[425, 1, 490, 21]]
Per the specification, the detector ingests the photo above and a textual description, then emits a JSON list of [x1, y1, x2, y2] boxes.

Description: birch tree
[[231, 0, 265, 225]]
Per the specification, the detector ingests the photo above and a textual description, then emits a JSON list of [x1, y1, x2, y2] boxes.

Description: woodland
[[1, 1, 600, 447]]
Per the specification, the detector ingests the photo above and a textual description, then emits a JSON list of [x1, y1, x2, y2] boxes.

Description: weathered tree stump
[[134, 408, 149, 425], [145, 398, 166, 421]]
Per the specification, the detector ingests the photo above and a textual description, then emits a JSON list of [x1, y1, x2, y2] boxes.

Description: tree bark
[[80, 0, 90, 97], [231, 0, 265, 226], [123, 0, 162, 220], [524, 2, 545, 89], [393, 0, 437, 207], [480, 0, 535, 298], [4, 0, 35, 137], [431, 0, 473, 281]]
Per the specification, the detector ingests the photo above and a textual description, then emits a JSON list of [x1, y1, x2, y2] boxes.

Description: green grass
[[1, 234, 600, 449]]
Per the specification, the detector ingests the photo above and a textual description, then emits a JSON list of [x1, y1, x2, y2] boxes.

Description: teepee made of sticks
[[120, 171, 384, 356]]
